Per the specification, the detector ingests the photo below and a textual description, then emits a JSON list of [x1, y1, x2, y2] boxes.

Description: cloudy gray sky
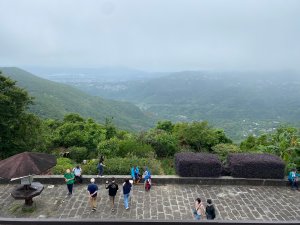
[[0, 0, 299, 72]]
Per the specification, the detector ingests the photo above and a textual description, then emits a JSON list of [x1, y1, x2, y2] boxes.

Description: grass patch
[[9, 203, 22, 214]]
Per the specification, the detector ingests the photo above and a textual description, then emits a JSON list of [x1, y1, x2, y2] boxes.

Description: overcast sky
[[0, 0, 299, 72]]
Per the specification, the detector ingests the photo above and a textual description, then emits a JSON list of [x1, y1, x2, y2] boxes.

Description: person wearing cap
[[105, 177, 119, 211], [64, 168, 75, 196], [87, 178, 98, 211]]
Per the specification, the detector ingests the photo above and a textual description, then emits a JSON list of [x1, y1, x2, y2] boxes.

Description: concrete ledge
[[0, 175, 289, 186], [0, 218, 300, 225]]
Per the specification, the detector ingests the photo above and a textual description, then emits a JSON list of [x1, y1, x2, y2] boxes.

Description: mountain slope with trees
[[69, 70, 300, 141], [0, 67, 154, 131]]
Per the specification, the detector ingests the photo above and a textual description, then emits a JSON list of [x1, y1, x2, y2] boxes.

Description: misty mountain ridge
[[31, 67, 300, 141]]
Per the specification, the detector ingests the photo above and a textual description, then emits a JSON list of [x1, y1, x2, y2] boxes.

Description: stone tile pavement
[[0, 183, 299, 221]]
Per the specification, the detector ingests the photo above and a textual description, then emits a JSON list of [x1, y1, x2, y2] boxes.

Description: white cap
[[90, 178, 95, 183]]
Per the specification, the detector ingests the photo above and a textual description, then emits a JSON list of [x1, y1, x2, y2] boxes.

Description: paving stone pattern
[[0, 183, 299, 221]]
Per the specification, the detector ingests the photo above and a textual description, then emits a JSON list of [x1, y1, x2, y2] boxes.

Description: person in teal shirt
[[288, 168, 300, 190], [64, 169, 75, 195]]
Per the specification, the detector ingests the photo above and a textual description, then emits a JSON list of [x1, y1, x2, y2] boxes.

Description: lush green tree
[[0, 73, 47, 158], [140, 129, 179, 157], [97, 137, 120, 158], [63, 113, 85, 123], [240, 126, 300, 170], [69, 146, 88, 163], [49, 114, 106, 151], [211, 143, 242, 164], [118, 138, 155, 158], [173, 121, 232, 152], [105, 117, 117, 140], [240, 135, 258, 151], [156, 120, 174, 133]]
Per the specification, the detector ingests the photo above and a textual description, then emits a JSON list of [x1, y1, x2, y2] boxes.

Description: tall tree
[[0, 72, 46, 158]]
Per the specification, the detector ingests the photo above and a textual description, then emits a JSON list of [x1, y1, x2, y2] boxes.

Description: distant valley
[[30, 68, 300, 142]]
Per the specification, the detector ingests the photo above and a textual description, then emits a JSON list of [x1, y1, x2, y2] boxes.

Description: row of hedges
[[175, 153, 222, 177], [52, 156, 163, 175], [175, 152, 285, 179]]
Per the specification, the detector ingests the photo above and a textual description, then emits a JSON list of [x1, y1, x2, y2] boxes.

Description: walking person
[[73, 165, 83, 184], [64, 169, 75, 196], [206, 199, 216, 220], [87, 178, 98, 211], [97, 160, 105, 177], [105, 177, 119, 211], [193, 198, 205, 220], [123, 178, 132, 210]]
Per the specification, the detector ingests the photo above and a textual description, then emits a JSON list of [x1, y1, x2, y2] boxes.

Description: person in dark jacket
[[205, 199, 216, 220], [122, 178, 132, 210], [105, 177, 119, 211]]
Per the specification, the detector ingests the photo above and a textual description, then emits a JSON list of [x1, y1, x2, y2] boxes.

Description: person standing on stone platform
[[130, 166, 136, 183], [288, 168, 300, 190], [64, 169, 75, 196], [87, 178, 98, 212], [193, 198, 205, 220], [105, 177, 119, 211], [122, 178, 132, 210], [205, 199, 216, 220]]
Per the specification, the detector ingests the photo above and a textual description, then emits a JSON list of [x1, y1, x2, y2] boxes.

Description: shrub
[[52, 157, 74, 174], [228, 153, 285, 179], [81, 157, 163, 175], [211, 143, 242, 164], [69, 146, 88, 163], [117, 139, 155, 158], [81, 159, 98, 175], [140, 129, 179, 157], [97, 138, 120, 158], [175, 152, 222, 177]]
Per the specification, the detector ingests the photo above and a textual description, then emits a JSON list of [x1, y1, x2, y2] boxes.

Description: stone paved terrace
[[0, 178, 300, 222]]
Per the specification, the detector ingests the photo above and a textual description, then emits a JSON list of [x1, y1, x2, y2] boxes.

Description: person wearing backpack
[[206, 199, 216, 220], [105, 177, 119, 211]]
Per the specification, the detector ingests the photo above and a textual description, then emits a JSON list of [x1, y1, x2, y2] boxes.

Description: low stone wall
[[0, 218, 299, 225], [0, 175, 289, 186]]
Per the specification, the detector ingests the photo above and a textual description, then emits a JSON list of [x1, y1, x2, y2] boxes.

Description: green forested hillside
[[0, 67, 154, 131], [71, 70, 300, 141]]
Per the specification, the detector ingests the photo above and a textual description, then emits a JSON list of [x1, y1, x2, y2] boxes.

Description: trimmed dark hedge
[[228, 153, 285, 179], [175, 152, 222, 177]]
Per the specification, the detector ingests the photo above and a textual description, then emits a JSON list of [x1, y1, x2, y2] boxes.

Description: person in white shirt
[[73, 165, 83, 184]]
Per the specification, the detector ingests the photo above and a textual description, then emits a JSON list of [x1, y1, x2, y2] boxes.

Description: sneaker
[[92, 208, 96, 212], [111, 208, 115, 212], [125, 207, 129, 210]]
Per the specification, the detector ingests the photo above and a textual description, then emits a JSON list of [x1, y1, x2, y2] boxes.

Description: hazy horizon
[[1, 0, 300, 73]]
